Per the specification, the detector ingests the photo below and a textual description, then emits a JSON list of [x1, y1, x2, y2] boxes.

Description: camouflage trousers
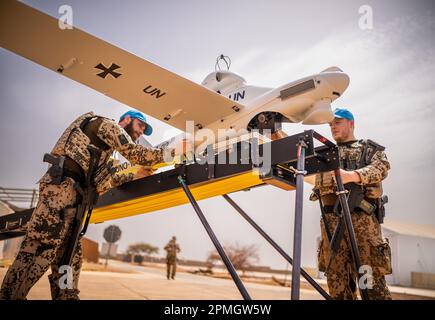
[[0, 173, 83, 300], [166, 258, 177, 279], [317, 211, 392, 300]]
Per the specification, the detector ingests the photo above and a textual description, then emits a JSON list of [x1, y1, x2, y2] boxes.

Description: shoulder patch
[[366, 139, 385, 151], [119, 134, 129, 145], [360, 139, 385, 164]]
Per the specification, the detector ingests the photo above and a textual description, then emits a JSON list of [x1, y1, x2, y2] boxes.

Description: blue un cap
[[333, 108, 354, 121], [119, 110, 153, 136]]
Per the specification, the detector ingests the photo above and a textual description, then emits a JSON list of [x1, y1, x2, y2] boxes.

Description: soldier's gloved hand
[[134, 166, 154, 180], [270, 130, 288, 141], [365, 185, 382, 198]]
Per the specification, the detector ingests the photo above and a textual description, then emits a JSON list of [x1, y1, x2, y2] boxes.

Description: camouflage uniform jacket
[[310, 139, 390, 199], [165, 241, 181, 262], [51, 112, 168, 193]]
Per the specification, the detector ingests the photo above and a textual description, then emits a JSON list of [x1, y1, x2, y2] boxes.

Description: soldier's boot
[[48, 240, 83, 300], [326, 266, 358, 300], [0, 251, 35, 300], [327, 268, 392, 300], [367, 275, 392, 300], [48, 273, 61, 300], [48, 269, 81, 300], [57, 288, 81, 300], [171, 264, 176, 280], [49, 273, 80, 301]]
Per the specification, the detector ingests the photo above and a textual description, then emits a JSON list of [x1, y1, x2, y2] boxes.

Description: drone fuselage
[[157, 68, 349, 153]]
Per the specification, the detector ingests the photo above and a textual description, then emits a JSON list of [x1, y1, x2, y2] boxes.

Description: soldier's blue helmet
[[333, 108, 354, 121], [119, 110, 153, 136]]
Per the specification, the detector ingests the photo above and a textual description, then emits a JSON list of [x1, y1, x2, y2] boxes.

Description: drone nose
[[321, 71, 350, 96]]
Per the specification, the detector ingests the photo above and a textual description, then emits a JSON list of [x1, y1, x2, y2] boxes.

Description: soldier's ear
[[119, 115, 131, 127]]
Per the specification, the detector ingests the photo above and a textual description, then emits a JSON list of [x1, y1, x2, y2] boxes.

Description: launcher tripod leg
[[178, 175, 251, 300], [222, 194, 331, 300], [290, 138, 308, 300]]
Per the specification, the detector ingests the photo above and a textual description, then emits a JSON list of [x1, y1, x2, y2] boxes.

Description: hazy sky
[[1, 0, 434, 271]]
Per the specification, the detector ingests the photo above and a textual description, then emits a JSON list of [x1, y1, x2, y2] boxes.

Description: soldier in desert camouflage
[[311, 108, 393, 300], [0, 110, 174, 300], [164, 236, 181, 280]]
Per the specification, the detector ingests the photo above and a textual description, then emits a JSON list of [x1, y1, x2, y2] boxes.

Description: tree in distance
[[206, 242, 259, 275], [127, 242, 159, 265]]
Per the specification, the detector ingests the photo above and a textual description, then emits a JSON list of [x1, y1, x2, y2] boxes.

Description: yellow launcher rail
[[91, 171, 269, 224]]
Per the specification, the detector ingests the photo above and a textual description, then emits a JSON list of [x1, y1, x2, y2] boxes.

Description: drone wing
[[0, 0, 243, 131]]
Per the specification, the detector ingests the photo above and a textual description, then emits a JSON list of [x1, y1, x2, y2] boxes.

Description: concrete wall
[[396, 236, 435, 287], [383, 230, 435, 287], [82, 238, 99, 263]]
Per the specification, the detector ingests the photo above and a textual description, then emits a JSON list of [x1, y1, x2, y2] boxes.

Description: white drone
[[0, 1, 349, 157]]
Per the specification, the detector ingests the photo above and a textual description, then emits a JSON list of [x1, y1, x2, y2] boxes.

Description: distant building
[[382, 219, 435, 289]]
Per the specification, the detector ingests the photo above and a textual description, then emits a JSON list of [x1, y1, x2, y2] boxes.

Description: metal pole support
[[291, 139, 308, 300], [223, 194, 331, 300]]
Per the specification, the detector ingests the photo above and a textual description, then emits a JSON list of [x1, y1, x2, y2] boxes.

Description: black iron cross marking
[[95, 63, 122, 79]]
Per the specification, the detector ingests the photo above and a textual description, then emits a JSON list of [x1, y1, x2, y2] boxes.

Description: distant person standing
[[164, 236, 180, 280]]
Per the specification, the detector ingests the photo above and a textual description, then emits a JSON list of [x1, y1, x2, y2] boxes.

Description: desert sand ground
[[0, 259, 433, 300]]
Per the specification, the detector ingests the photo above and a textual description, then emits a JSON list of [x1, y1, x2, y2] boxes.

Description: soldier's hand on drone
[[134, 166, 154, 179], [175, 139, 194, 160], [270, 129, 288, 141]]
